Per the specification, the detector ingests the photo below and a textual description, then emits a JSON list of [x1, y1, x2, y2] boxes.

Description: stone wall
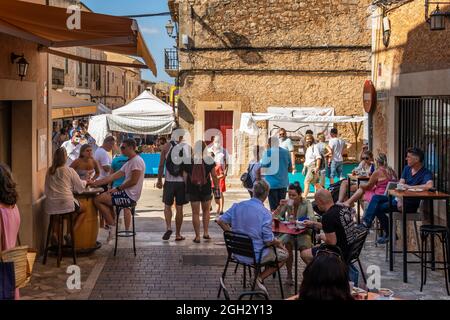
[[173, 0, 373, 172]]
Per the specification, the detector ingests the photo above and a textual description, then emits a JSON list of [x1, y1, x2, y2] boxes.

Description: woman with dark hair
[[298, 246, 354, 301], [70, 144, 100, 181], [0, 163, 21, 299], [185, 141, 220, 243], [45, 148, 87, 240], [273, 181, 316, 285]]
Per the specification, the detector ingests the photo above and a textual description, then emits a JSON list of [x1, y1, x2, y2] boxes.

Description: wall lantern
[[165, 20, 176, 39], [10, 53, 29, 81], [425, 1, 450, 31]]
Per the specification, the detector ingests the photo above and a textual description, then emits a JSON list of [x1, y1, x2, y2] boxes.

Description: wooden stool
[[114, 204, 137, 257], [43, 212, 77, 267]]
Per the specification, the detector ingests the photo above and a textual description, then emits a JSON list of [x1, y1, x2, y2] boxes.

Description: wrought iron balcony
[[164, 48, 179, 78]]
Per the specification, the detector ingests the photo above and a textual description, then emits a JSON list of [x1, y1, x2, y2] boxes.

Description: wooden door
[[204, 111, 233, 151]]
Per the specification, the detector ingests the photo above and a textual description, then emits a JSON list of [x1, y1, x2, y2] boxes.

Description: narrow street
[[20, 179, 450, 300]]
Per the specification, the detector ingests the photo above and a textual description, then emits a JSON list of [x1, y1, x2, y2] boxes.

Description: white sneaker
[[107, 225, 116, 243]]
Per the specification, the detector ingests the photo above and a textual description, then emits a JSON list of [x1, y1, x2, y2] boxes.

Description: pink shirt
[[0, 205, 21, 299]]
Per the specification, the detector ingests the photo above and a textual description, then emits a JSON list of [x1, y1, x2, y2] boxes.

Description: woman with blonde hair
[[343, 153, 397, 207], [70, 144, 100, 181]]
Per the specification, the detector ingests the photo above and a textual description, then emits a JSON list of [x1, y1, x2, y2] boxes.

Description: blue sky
[[83, 0, 175, 84]]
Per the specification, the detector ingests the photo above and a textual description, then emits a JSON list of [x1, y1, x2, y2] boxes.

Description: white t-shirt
[[61, 141, 82, 167], [94, 147, 112, 179], [328, 137, 346, 162], [209, 145, 229, 168], [279, 138, 294, 152], [120, 155, 146, 202], [304, 144, 321, 167]]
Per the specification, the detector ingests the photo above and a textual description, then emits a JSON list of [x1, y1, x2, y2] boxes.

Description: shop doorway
[[0, 101, 12, 167], [204, 111, 233, 151]]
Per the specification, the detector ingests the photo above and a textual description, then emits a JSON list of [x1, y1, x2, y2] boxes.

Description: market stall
[[88, 90, 175, 174]]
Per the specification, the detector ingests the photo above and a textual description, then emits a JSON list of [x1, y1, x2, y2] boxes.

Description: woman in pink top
[[0, 163, 21, 300], [343, 154, 397, 208]]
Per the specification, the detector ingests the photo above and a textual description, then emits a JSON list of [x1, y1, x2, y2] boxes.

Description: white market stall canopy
[[88, 90, 175, 145], [240, 112, 367, 135]]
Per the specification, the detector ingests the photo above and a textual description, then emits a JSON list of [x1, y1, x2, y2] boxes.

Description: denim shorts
[[329, 161, 343, 179]]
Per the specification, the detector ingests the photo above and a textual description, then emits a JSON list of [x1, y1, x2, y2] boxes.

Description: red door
[[205, 111, 233, 151]]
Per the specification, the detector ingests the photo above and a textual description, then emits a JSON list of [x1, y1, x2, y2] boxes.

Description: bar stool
[[420, 225, 450, 295], [43, 211, 77, 267], [114, 203, 137, 257]]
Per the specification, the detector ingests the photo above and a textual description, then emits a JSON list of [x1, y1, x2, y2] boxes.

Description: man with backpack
[[156, 133, 189, 241]]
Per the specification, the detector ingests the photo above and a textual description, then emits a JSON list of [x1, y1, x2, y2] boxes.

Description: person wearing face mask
[[278, 128, 296, 174], [61, 130, 83, 166]]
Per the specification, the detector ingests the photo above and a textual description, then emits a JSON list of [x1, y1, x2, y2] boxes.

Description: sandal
[[162, 230, 173, 240], [203, 235, 211, 240], [175, 236, 186, 241], [193, 238, 201, 243]]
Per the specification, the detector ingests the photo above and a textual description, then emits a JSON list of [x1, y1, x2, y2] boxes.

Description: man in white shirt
[[91, 139, 146, 242], [94, 136, 116, 190], [278, 128, 296, 174], [326, 128, 350, 184], [61, 131, 82, 166], [302, 134, 322, 198]]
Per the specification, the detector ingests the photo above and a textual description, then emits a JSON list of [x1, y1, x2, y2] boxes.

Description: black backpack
[[166, 141, 184, 177], [240, 163, 256, 189]]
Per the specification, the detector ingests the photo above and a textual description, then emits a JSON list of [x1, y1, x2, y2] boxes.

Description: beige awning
[[51, 90, 97, 119], [0, 0, 157, 76]]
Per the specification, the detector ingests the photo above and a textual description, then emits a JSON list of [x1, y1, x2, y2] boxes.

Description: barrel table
[[74, 187, 104, 253]]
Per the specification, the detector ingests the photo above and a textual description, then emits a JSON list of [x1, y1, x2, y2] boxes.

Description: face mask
[[279, 136, 286, 141], [214, 142, 220, 148]]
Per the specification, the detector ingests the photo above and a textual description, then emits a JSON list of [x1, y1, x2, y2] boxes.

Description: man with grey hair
[[216, 180, 288, 296]]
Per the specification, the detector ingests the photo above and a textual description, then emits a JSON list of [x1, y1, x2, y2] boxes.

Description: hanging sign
[[363, 80, 376, 113]]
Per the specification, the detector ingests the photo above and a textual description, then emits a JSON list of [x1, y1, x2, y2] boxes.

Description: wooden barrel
[[74, 193, 99, 250]]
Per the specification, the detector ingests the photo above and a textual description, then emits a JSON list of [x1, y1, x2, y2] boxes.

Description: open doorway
[[0, 101, 12, 167]]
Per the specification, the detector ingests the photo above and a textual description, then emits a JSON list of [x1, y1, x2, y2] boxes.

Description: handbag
[[240, 163, 255, 189], [0, 210, 36, 289]]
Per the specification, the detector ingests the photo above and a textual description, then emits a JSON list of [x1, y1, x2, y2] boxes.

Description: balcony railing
[[164, 48, 179, 77]]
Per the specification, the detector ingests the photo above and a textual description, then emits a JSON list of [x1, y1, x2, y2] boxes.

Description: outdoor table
[[73, 187, 104, 253], [272, 221, 306, 295], [388, 189, 450, 283], [347, 174, 370, 224]]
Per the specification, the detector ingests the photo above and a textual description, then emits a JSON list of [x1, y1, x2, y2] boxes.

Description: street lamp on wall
[[425, 1, 450, 31], [10, 53, 29, 81], [165, 19, 177, 39]]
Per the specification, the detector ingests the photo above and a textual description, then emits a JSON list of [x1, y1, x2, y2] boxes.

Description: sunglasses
[[120, 145, 126, 150], [362, 157, 370, 160]]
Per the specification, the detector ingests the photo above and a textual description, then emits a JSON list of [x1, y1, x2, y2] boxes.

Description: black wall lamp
[[165, 19, 177, 39], [425, 0, 450, 30], [10, 53, 29, 81]]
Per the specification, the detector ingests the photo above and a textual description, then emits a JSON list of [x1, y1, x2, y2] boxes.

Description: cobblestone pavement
[[21, 179, 450, 300]]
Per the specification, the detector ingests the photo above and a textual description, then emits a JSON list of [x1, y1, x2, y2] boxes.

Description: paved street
[[21, 179, 450, 300]]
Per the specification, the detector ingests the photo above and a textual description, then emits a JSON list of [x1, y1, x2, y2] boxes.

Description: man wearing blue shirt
[[216, 180, 288, 295], [260, 136, 292, 211], [362, 147, 433, 244]]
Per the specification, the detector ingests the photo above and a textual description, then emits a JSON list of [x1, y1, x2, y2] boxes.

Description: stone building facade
[[371, 0, 450, 256], [169, 0, 373, 175]]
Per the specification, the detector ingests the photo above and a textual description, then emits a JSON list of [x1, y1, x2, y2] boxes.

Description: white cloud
[[140, 27, 160, 35]]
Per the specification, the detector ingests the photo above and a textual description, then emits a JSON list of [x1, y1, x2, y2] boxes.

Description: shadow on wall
[[177, 99, 195, 124], [223, 31, 265, 65]]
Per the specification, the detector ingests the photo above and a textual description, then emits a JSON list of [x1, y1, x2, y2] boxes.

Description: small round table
[[74, 187, 104, 253]]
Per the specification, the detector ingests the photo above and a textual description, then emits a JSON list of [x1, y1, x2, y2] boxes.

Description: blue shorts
[[111, 190, 136, 208], [329, 161, 343, 179]]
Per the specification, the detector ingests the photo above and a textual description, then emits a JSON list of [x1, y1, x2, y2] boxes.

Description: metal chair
[[346, 225, 369, 284], [420, 225, 450, 295], [114, 203, 137, 257], [217, 231, 284, 299]]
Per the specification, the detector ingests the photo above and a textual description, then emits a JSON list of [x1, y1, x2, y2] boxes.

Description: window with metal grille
[[398, 97, 450, 193], [52, 68, 64, 89], [165, 48, 178, 71]]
